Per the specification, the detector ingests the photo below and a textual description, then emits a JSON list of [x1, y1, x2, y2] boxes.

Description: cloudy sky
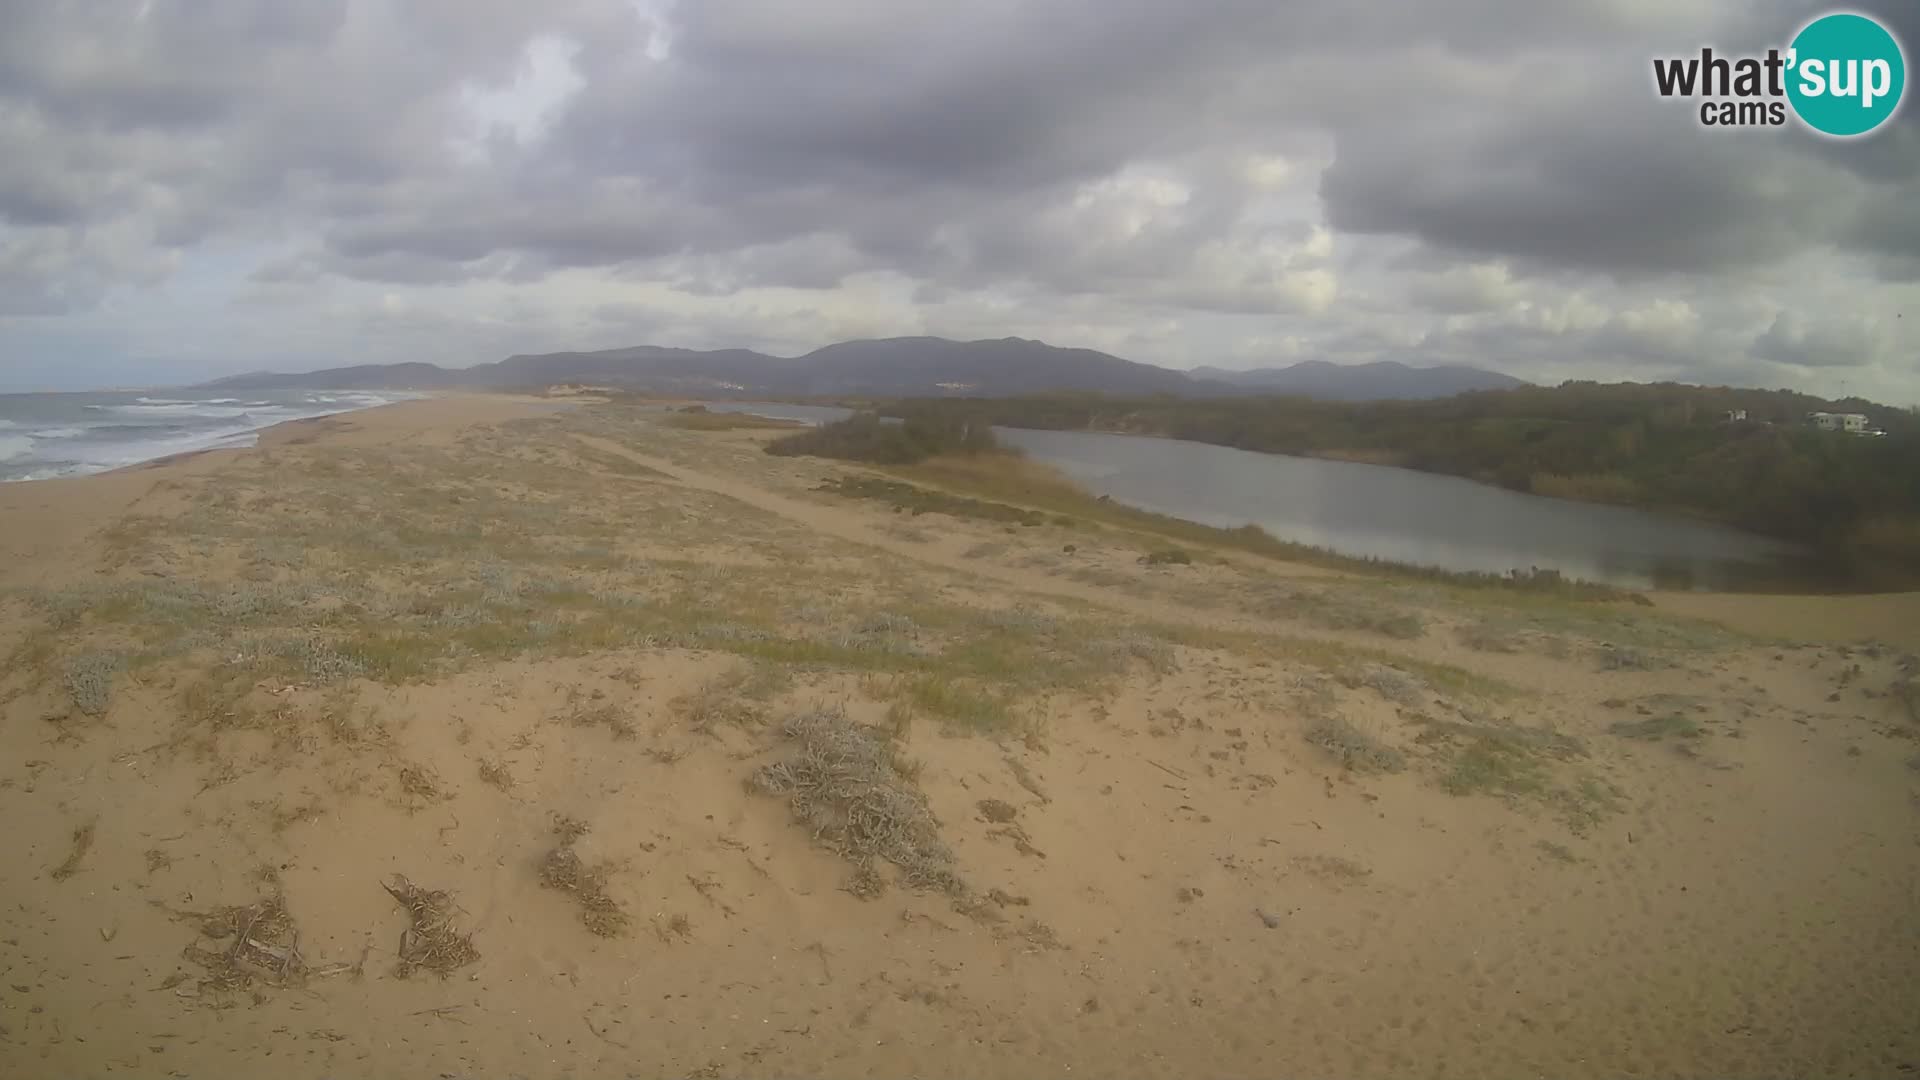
[[1, 0, 1915, 400]]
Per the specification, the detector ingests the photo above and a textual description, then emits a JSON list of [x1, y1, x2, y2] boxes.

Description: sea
[[0, 388, 422, 483]]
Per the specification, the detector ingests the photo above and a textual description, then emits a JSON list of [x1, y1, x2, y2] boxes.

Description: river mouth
[[693, 401, 1848, 594]]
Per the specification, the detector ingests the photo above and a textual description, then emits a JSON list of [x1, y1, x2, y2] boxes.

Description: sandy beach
[[2, 394, 1915, 1079]]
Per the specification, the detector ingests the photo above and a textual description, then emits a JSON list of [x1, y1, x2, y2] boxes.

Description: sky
[[0, 0, 1916, 402]]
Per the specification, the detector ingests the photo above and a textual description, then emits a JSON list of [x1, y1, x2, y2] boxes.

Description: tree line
[[875, 382, 1920, 585]]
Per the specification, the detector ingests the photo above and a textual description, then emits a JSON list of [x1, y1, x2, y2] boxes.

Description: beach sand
[[2, 394, 1915, 1078]]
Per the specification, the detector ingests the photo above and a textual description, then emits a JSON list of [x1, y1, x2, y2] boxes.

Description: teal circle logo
[[1787, 12, 1906, 137]]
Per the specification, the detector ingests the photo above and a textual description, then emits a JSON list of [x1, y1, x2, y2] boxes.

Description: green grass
[[339, 632, 440, 682], [1536, 839, 1580, 864], [1139, 547, 1193, 566], [1144, 622, 1520, 701], [815, 475, 1047, 527], [1608, 714, 1705, 741], [20, 406, 1538, 787], [902, 674, 1013, 732], [1409, 712, 1611, 832], [1440, 738, 1550, 798], [1456, 620, 1522, 653], [566, 442, 677, 479], [1303, 715, 1407, 774], [662, 411, 805, 432], [1253, 584, 1427, 641]]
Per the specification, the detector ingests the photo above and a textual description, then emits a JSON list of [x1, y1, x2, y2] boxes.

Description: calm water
[[698, 401, 1810, 590]]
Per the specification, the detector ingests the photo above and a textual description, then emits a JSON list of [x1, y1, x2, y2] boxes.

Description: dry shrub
[[976, 798, 1019, 823], [1596, 645, 1661, 671], [185, 895, 307, 994], [63, 651, 124, 717], [477, 757, 515, 791], [383, 875, 480, 977], [1893, 669, 1917, 723], [570, 702, 637, 739], [1457, 621, 1521, 653], [1303, 715, 1407, 774], [50, 820, 97, 881], [397, 763, 443, 801], [674, 671, 770, 733], [748, 707, 961, 897], [538, 820, 628, 937], [1351, 664, 1425, 706]]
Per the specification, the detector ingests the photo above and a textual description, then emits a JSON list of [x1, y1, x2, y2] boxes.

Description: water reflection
[[696, 401, 1812, 591]]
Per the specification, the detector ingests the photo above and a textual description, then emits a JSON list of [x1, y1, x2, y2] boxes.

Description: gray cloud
[[0, 0, 1915, 401], [1753, 311, 1899, 370]]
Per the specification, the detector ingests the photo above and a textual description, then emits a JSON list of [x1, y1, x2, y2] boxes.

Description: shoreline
[[719, 400, 1844, 597], [0, 389, 436, 487], [0, 394, 562, 590], [853, 403, 1860, 557]]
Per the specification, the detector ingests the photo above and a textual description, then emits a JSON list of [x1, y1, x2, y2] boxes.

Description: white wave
[[108, 403, 255, 419], [5, 390, 416, 482], [4, 464, 91, 482], [203, 398, 242, 404]]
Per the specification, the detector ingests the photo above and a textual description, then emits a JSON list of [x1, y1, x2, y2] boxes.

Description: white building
[[1807, 411, 1870, 433]]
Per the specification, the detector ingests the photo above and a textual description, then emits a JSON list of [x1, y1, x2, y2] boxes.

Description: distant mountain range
[[1189, 360, 1527, 400], [196, 337, 1527, 401]]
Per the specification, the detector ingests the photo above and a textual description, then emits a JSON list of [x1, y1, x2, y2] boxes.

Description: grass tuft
[[63, 652, 125, 716], [1303, 715, 1407, 774], [663, 411, 805, 432], [814, 475, 1046, 526], [1608, 714, 1704, 741], [902, 674, 1013, 732]]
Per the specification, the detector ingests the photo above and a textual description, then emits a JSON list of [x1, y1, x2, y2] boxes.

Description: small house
[[1807, 411, 1870, 433]]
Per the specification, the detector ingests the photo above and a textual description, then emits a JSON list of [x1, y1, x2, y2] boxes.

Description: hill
[[1190, 359, 1527, 399], [192, 337, 1518, 400]]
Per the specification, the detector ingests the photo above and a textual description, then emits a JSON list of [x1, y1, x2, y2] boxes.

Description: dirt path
[[577, 436, 1192, 618], [575, 435, 1593, 694]]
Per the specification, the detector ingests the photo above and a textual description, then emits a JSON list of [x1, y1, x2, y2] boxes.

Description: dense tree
[[764, 411, 1000, 464], [881, 384, 1920, 583]]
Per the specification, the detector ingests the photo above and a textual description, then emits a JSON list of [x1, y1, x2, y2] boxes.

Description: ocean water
[[0, 389, 422, 482]]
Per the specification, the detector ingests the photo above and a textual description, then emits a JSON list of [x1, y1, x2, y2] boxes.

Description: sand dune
[[2, 395, 1915, 1078]]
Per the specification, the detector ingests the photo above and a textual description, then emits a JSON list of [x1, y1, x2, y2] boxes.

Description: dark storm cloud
[[1319, 0, 1920, 276], [0, 0, 1915, 398], [0, 0, 1894, 281], [1753, 311, 1895, 370], [1322, 117, 1842, 274]]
